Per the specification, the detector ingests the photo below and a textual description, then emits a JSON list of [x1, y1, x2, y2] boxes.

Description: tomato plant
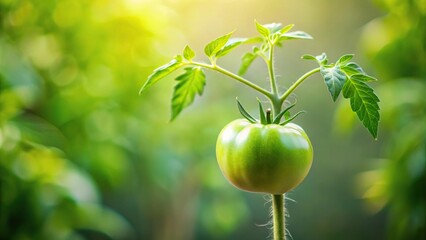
[[139, 21, 380, 240]]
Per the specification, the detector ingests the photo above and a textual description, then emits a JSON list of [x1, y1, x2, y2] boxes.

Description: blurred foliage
[[350, 0, 425, 239], [0, 0, 172, 239]]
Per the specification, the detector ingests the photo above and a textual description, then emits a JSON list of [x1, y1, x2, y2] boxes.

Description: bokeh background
[[0, 0, 424, 239]]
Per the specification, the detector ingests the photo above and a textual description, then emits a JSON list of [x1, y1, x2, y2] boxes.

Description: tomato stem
[[272, 194, 286, 240], [269, 95, 284, 118], [268, 44, 279, 97], [266, 108, 272, 124]]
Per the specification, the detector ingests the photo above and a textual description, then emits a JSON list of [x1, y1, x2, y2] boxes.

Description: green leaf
[[204, 32, 233, 57], [320, 65, 347, 101], [314, 53, 328, 65], [350, 73, 377, 82], [139, 56, 184, 94], [341, 62, 365, 75], [238, 52, 257, 76], [244, 36, 263, 44], [341, 62, 376, 81], [301, 54, 317, 61], [280, 31, 313, 41], [236, 98, 257, 123], [342, 76, 380, 139], [171, 67, 206, 120], [255, 21, 270, 38], [183, 45, 195, 61], [263, 22, 283, 34], [279, 24, 295, 34], [336, 54, 354, 65], [216, 38, 247, 58]]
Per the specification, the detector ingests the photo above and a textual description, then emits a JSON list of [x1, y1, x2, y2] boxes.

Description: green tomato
[[216, 119, 313, 194]]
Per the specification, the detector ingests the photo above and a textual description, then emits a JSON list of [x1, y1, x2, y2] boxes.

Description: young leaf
[[336, 54, 354, 66], [139, 56, 184, 94], [320, 65, 347, 101], [216, 38, 248, 58], [280, 31, 313, 41], [342, 76, 380, 139], [301, 54, 317, 61], [341, 62, 365, 75], [183, 45, 195, 61], [171, 67, 206, 120], [350, 73, 377, 82], [204, 32, 233, 57], [315, 53, 328, 66], [255, 21, 270, 38], [279, 24, 295, 34], [236, 98, 257, 123], [238, 52, 257, 76], [244, 36, 263, 44], [263, 22, 283, 34]]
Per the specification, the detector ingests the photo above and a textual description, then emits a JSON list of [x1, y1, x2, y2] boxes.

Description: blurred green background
[[0, 0, 424, 239]]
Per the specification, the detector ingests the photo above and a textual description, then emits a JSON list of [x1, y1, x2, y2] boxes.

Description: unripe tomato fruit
[[216, 119, 313, 194]]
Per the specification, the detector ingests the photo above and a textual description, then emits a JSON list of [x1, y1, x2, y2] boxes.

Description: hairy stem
[[268, 45, 279, 97], [266, 43, 284, 116], [280, 68, 321, 102], [269, 95, 284, 118], [272, 194, 286, 240], [191, 61, 272, 97]]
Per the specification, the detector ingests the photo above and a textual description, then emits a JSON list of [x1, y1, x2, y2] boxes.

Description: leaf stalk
[[190, 61, 272, 97], [280, 68, 321, 102]]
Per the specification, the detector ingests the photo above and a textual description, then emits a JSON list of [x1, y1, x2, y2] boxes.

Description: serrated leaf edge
[[171, 67, 206, 120], [204, 32, 234, 57], [342, 77, 380, 139], [139, 56, 184, 94]]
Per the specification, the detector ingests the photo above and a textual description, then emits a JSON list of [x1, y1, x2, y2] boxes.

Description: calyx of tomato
[[236, 98, 305, 125]]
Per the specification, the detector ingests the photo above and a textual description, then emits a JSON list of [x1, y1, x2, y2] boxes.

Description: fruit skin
[[216, 119, 313, 194]]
